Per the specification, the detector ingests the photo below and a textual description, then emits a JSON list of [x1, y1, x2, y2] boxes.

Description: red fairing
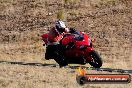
[[74, 32, 90, 49], [85, 47, 93, 52], [61, 32, 94, 61], [61, 35, 74, 46], [61, 32, 91, 49]]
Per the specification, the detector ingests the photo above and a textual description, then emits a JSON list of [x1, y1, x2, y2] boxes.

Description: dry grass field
[[0, 0, 132, 88]]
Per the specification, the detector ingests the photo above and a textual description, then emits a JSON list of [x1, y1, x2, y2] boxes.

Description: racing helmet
[[55, 20, 66, 33]]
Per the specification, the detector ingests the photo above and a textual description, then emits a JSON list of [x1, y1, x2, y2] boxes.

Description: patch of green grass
[[57, 9, 67, 21], [0, 0, 14, 3], [100, 0, 119, 6], [64, 0, 80, 4]]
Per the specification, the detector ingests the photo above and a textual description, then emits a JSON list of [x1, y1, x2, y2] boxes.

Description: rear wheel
[[88, 50, 102, 68]]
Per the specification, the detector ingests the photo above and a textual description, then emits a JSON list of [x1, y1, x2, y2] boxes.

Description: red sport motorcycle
[[41, 32, 102, 68]]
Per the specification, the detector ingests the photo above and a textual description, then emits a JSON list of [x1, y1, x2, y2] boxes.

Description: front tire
[[88, 50, 102, 68]]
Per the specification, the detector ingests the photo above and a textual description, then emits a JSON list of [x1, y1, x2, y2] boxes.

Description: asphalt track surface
[[0, 61, 132, 74]]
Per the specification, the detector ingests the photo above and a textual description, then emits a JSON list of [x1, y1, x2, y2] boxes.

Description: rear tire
[[88, 51, 102, 68]]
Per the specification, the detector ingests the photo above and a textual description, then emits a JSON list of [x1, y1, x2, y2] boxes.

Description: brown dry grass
[[0, 0, 132, 88]]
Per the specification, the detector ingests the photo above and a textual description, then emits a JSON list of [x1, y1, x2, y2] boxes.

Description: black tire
[[88, 50, 102, 68], [76, 76, 86, 85]]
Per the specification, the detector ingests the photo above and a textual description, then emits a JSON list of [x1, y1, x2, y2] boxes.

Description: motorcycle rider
[[45, 20, 84, 67]]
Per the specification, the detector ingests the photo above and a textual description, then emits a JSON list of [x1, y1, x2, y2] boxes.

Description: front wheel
[[88, 51, 102, 68]]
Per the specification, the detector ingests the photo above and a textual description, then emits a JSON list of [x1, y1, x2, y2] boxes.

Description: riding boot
[[54, 44, 68, 67], [45, 45, 56, 60]]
